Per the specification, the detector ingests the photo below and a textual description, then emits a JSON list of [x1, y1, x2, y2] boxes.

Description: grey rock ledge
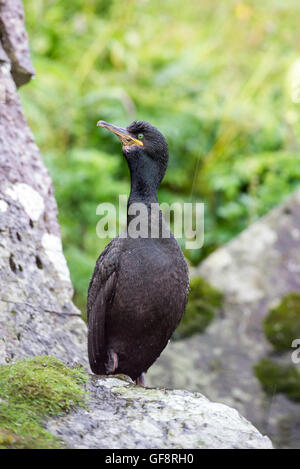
[[47, 375, 273, 449]]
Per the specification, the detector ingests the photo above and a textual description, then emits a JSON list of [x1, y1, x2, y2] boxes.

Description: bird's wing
[[87, 237, 121, 374]]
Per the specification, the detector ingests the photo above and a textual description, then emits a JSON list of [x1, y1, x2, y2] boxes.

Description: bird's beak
[[97, 121, 144, 147]]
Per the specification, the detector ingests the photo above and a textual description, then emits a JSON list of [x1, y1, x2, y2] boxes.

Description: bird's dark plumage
[[88, 120, 189, 383]]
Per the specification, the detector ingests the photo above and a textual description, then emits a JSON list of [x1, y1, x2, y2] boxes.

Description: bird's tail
[[87, 293, 106, 375]]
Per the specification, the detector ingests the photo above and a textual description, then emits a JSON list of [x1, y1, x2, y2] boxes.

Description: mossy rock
[[173, 276, 223, 340], [264, 293, 300, 351], [254, 359, 300, 402], [0, 356, 88, 449]]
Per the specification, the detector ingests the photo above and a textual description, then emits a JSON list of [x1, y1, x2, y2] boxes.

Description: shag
[[87, 120, 189, 385]]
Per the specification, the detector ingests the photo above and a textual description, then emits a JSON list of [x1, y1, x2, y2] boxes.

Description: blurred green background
[[21, 0, 300, 315]]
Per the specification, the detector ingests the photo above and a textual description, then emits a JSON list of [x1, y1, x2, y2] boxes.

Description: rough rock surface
[[148, 189, 300, 449], [0, 0, 88, 368], [47, 375, 273, 449], [0, 0, 35, 86]]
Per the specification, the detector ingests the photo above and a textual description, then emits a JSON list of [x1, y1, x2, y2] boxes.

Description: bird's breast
[[112, 238, 188, 319]]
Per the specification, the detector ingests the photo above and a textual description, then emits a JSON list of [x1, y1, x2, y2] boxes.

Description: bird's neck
[[127, 177, 158, 225], [127, 153, 160, 207], [128, 180, 158, 205], [127, 157, 162, 229]]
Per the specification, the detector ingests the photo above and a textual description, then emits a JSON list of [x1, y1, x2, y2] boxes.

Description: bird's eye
[[137, 133, 144, 140]]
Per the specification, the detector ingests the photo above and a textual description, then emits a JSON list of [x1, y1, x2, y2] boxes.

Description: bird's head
[[97, 120, 169, 187]]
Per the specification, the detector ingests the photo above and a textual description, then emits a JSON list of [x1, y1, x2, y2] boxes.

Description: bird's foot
[[136, 372, 145, 386], [105, 349, 119, 374]]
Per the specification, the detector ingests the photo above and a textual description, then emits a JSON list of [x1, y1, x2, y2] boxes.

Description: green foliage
[[173, 277, 223, 340], [21, 1, 300, 314], [0, 356, 88, 449], [264, 293, 300, 351], [254, 359, 300, 402], [255, 293, 300, 403]]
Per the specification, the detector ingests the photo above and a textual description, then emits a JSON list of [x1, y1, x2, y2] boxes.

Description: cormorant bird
[[88, 120, 189, 385]]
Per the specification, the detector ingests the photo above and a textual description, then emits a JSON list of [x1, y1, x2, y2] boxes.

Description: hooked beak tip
[[97, 120, 106, 127]]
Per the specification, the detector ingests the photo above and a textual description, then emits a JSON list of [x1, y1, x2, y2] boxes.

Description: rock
[[0, 0, 35, 86], [148, 189, 300, 448], [46, 375, 273, 449], [0, 0, 88, 368]]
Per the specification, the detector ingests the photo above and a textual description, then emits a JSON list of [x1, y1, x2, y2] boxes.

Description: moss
[[264, 293, 300, 351], [254, 359, 300, 402], [0, 356, 88, 449], [173, 277, 223, 340]]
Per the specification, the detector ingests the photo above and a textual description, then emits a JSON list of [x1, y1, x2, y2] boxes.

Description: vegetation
[[254, 293, 300, 403], [173, 277, 223, 340], [0, 356, 88, 449], [264, 293, 300, 351], [21, 1, 300, 314], [254, 359, 300, 402]]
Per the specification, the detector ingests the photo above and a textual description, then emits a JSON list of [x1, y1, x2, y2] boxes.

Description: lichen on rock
[[173, 276, 223, 340], [264, 293, 300, 352], [0, 356, 272, 449], [46, 370, 273, 449], [254, 359, 300, 402], [253, 293, 300, 404]]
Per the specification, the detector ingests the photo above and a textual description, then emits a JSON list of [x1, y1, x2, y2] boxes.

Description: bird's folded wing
[[87, 237, 120, 374]]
